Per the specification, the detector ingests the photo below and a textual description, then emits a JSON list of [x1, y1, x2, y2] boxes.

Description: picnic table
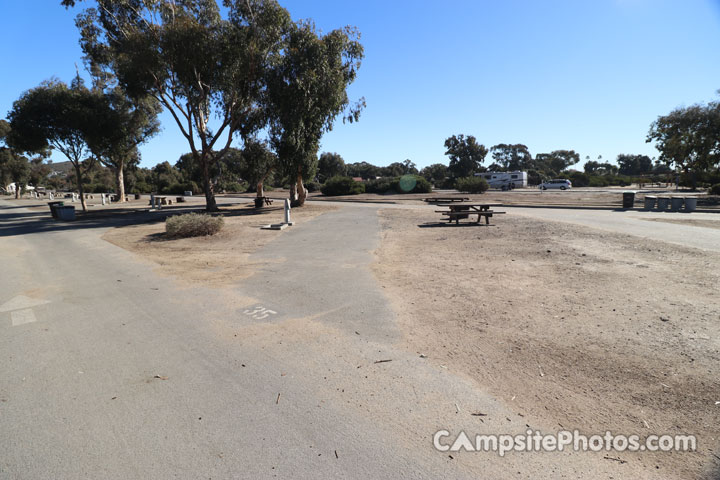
[[254, 196, 274, 208], [435, 202, 505, 225], [423, 197, 469, 203]]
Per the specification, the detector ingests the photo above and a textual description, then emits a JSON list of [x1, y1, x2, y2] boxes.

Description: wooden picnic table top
[[436, 202, 503, 208], [424, 197, 469, 201]]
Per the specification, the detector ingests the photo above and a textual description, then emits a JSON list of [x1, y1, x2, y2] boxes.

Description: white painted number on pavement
[[243, 306, 278, 320]]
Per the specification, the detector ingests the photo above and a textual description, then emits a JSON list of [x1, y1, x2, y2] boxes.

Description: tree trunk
[[14, 183, 20, 199], [293, 169, 307, 207], [74, 164, 88, 212], [115, 159, 126, 203], [202, 159, 218, 212]]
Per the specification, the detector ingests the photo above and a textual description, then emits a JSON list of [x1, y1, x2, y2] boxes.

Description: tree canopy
[[266, 20, 364, 206], [317, 152, 347, 183], [7, 77, 103, 210], [647, 99, 720, 176], [444, 134, 488, 178], [490, 144, 532, 171], [73, 0, 291, 210]]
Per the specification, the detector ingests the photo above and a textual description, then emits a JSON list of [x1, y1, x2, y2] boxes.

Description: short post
[[284, 199, 291, 224], [150, 193, 155, 209], [101, 193, 106, 205], [49, 192, 54, 201]]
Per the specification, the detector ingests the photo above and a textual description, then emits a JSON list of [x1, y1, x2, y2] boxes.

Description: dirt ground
[[102, 202, 334, 287], [373, 208, 720, 479]]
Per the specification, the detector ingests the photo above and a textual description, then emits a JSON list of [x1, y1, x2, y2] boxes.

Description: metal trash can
[[48, 201, 65, 219], [684, 197, 697, 212], [643, 196, 657, 210], [56, 205, 76, 221], [657, 197, 670, 210], [670, 197, 684, 212], [622, 191, 636, 209]]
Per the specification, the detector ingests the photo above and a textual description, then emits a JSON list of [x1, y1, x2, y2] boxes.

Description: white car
[[539, 179, 572, 190]]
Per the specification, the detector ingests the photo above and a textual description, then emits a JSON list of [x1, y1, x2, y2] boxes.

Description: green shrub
[[305, 181, 321, 193], [365, 177, 395, 194], [365, 175, 432, 194], [321, 176, 365, 196], [455, 176, 489, 194], [564, 172, 590, 187], [588, 176, 608, 187], [223, 182, 248, 193], [394, 175, 432, 193], [166, 213, 224, 238], [710, 184, 720, 195]]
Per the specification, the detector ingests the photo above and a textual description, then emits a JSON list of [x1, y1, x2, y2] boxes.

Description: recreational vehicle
[[474, 171, 528, 190]]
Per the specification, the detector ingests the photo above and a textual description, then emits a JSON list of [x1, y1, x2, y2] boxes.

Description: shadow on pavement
[[418, 222, 497, 228], [0, 201, 281, 238]]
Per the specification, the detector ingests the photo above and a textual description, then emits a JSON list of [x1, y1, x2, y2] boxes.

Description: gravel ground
[[373, 208, 720, 479]]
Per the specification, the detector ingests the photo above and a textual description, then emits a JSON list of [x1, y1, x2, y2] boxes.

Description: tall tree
[[616, 154, 653, 176], [74, 0, 290, 211], [490, 144, 532, 171], [240, 139, 277, 197], [317, 152, 346, 183], [266, 20, 364, 206], [535, 150, 580, 174], [346, 161, 380, 179], [444, 134, 488, 178], [647, 99, 720, 186], [420, 163, 449, 185], [7, 78, 100, 211]]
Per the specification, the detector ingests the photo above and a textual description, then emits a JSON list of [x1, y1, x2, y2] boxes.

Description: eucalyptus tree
[[240, 139, 277, 197], [647, 99, 720, 187], [73, 0, 290, 211], [491, 144, 533, 171], [444, 134, 488, 178], [7, 78, 101, 211], [317, 152, 346, 183], [266, 20, 364, 206], [84, 86, 161, 202]]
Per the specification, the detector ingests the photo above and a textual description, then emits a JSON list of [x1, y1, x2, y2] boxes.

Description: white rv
[[474, 171, 527, 190]]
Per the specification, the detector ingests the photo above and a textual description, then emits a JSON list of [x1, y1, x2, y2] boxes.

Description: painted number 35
[[243, 306, 278, 320]]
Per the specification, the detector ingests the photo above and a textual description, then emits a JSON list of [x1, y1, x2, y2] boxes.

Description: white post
[[101, 193, 106, 205], [49, 192, 54, 201], [284, 199, 293, 225]]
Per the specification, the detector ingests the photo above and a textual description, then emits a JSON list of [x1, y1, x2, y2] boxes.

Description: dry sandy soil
[[373, 208, 720, 479], [102, 202, 334, 287]]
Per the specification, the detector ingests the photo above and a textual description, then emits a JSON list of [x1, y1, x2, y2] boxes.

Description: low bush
[[321, 176, 365, 196], [305, 181, 321, 193], [710, 184, 720, 195], [365, 177, 394, 194], [395, 175, 432, 194], [455, 176, 489, 194], [365, 175, 432, 194], [166, 213, 224, 238], [223, 182, 248, 193]]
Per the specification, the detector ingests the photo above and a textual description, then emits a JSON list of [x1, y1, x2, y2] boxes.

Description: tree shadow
[[417, 222, 497, 228], [0, 200, 283, 238]]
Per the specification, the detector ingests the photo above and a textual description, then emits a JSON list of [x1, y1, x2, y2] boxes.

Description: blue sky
[[1, 0, 719, 170]]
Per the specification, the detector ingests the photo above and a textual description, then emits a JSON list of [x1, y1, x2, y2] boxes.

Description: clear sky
[[1, 0, 719, 170]]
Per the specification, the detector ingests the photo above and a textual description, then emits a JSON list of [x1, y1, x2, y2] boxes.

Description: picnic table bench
[[254, 196, 274, 208], [435, 203, 505, 225], [423, 197, 469, 203]]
